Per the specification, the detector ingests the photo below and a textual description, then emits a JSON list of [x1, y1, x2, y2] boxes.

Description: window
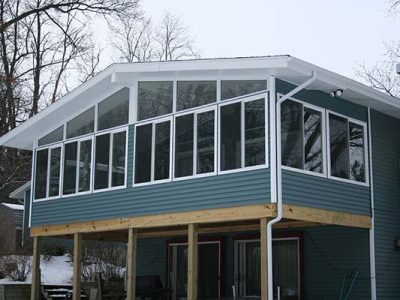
[[174, 109, 216, 178], [329, 113, 366, 183], [34, 149, 49, 199], [38, 126, 64, 146], [138, 81, 173, 120], [98, 88, 130, 130], [63, 142, 78, 195], [134, 119, 172, 184], [220, 98, 266, 171], [94, 130, 127, 190], [78, 139, 92, 192], [66, 107, 95, 139], [177, 81, 216, 111], [34, 145, 62, 200], [221, 80, 267, 100], [281, 100, 324, 174]]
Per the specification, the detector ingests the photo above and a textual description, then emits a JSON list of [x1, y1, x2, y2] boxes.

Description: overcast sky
[[139, 0, 400, 80]]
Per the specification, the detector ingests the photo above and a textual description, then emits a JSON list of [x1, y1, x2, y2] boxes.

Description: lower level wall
[[0, 284, 30, 300], [135, 226, 371, 299]]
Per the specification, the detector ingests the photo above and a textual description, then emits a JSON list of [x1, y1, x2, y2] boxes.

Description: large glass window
[[221, 80, 267, 100], [329, 113, 366, 182], [78, 139, 92, 192], [138, 81, 173, 120], [98, 88, 129, 131], [38, 126, 64, 146], [174, 109, 216, 178], [177, 81, 216, 111], [48, 147, 62, 197], [63, 142, 78, 195], [95, 130, 127, 189], [34, 149, 49, 199], [281, 100, 323, 174], [66, 107, 95, 139], [135, 120, 171, 184], [220, 98, 266, 171]]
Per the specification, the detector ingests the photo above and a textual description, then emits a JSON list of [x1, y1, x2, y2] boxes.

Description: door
[[235, 238, 300, 300], [168, 241, 221, 300]]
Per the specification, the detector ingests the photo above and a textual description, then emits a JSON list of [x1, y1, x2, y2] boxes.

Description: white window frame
[[33, 142, 64, 202], [93, 127, 129, 193], [133, 116, 173, 187], [173, 106, 218, 181], [218, 93, 269, 175], [280, 96, 327, 178], [326, 110, 369, 186]]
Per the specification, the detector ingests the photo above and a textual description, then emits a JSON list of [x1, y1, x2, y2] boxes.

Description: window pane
[[94, 134, 110, 189], [135, 124, 152, 183], [154, 121, 171, 180], [221, 103, 241, 171], [329, 115, 349, 179], [221, 80, 267, 100], [304, 108, 323, 173], [38, 126, 63, 146], [349, 123, 365, 182], [281, 100, 303, 169], [63, 142, 78, 195], [138, 81, 173, 120], [98, 88, 129, 130], [66, 107, 95, 139], [34, 149, 48, 199], [197, 111, 215, 174], [48, 147, 61, 197], [78, 139, 92, 192], [175, 114, 194, 177], [112, 132, 126, 187], [245, 99, 265, 167], [177, 81, 216, 111]]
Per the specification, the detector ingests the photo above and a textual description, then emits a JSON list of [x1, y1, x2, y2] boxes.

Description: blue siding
[[31, 168, 270, 226], [371, 110, 400, 299], [283, 169, 371, 215]]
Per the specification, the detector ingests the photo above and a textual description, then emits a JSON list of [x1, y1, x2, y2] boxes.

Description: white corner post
[[367, 108, 377, 299], [126, 228, 138, 300]]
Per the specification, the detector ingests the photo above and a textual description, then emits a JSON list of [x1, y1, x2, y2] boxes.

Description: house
[[0, 55, 399, 300], [0, 202, 24, 254]]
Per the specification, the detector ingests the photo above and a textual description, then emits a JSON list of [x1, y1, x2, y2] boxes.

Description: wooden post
[[31, 236, 41, 300], [126, 228, 137, 300], [73, 233, 82, 300], [260, 218, 269, 300], [187, 224, 198, 300]]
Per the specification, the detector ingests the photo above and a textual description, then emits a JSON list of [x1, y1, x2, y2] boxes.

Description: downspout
[[367, 108, 377, 300], [267, 71, 317, 300]]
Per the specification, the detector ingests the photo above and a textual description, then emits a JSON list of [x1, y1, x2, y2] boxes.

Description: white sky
[[138, 0, 400, 80]]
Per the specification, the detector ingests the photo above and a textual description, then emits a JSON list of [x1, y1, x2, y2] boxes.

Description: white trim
[[29, 139, 37, 227], [367, 108, 377, 300], [326, 110, 370, 186], [269, 77, 277, 204]]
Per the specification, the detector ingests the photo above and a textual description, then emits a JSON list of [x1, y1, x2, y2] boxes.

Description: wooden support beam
[[126, 228, 137, 300], [282, 204, 372, 229], [30, 236, 41, 300], [187, 224, 198, 300], [73, 233, 82, 300], [260, 218, 269, 300], [31, 204, 275, 236]]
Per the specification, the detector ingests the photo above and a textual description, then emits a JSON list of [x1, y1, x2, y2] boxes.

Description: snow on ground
[[0, 255, 73, 285]]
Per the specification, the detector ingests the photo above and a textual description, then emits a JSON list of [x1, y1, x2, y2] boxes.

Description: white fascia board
[[0, 65, 115, 150], [9, 181, 31, 199]]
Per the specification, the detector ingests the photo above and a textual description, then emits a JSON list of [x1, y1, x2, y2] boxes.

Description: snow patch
[[1, 203, 24, 210]]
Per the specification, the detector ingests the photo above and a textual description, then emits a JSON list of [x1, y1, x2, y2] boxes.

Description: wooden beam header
[[30, 203, 371, 238]]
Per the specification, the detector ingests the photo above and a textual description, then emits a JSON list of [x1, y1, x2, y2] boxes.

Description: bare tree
[[154, 12, 199, 61]]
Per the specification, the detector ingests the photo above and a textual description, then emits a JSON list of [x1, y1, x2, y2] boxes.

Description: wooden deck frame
[[30, 204, 371, 238]]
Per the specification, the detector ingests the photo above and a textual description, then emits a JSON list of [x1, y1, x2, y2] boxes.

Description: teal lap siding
[[371, 110, 400, 299], [31, 168, 270, 226]]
